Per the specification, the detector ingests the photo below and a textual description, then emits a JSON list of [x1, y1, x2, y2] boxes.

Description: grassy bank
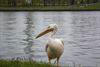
[[0, 3, 100, 11], [0, 60, 54, 67]]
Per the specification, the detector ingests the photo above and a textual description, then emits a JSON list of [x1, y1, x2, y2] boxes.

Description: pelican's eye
[[48, 26, 50, 28]]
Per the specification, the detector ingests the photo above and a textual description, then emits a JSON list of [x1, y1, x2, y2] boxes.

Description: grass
[[0, 3, 100, 11], [0, 59, 98, 67], [0, 60, 54, 67]]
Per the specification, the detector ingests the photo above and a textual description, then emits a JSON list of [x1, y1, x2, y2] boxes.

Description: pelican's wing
[[60, 38, 64, 46], [45, 44, 48, 52], [61, 40, 64, 46]]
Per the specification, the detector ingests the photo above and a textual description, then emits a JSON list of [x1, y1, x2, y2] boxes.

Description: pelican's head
[[35, 24, 58, 39]]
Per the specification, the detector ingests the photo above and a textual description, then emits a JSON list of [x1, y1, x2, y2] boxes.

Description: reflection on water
[[0, 12, 100, 67]]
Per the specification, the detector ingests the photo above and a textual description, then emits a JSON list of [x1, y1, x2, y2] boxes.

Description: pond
[[0, 11, 100, 67]]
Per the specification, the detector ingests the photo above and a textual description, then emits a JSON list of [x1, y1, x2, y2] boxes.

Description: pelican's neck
[[48, 30, 56, 38]]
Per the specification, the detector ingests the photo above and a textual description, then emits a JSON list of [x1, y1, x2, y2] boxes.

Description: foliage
[[0, 60, 54, 67], [0, 0, 100, 7]]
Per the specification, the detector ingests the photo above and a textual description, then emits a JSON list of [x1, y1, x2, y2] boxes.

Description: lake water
[[0, 11, 100, 67]]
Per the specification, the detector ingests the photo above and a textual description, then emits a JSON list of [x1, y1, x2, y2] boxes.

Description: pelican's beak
[[35, 28, 54, 39]]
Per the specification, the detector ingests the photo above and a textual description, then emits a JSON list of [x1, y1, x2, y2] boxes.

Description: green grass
[[0, 59, 96, 67], [0, 60, 54, 67], [0, 3, 100, 11]]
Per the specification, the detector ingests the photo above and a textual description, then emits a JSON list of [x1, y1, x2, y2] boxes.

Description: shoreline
[[0, 4, 100, 11]]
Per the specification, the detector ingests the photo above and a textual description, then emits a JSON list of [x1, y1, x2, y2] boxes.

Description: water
[[0, 11, 100, 67]]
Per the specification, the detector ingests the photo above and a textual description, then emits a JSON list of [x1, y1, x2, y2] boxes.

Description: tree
[[93, 0, 97, 3], [12, 0, 16, 6], [68, 0, 75, 5]]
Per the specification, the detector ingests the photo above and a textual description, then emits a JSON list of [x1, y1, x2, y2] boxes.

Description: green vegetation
[[0, 60, 54, 67], [0, 0, 100, 10], [0, 59, 97, 67], [0, 3, 100, 11], [0, 0, 100, 7]]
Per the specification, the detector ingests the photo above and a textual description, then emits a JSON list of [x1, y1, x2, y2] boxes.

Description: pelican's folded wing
[[45, 44, 48, 52]]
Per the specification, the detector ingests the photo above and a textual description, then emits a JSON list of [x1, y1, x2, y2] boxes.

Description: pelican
[[35, 24, 64, 66]]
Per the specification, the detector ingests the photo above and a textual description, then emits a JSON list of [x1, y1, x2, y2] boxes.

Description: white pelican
[[35, 24, 64, 66]]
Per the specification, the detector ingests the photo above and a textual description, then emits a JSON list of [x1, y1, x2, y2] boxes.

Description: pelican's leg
[[54, 59, 56, 65], [57, 57, 60, 67], [48, 58, 51, 64]]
